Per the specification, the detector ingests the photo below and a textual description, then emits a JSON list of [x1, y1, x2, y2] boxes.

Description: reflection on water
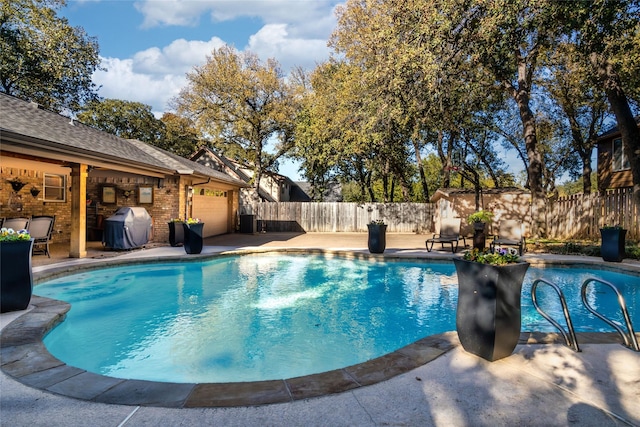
[[36, 255, 639, 383]]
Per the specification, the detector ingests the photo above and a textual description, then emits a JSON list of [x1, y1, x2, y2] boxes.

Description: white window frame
[[612, 138, 630, 172], [43, 173, 66, 202]]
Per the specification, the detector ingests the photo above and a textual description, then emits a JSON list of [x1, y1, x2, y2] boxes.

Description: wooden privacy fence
[[253, 202, 437, 233], [547, 188, 639, 240], [250, 189, 637, 240]]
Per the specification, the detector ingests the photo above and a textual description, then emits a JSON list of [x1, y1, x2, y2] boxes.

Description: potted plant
[[367, 219, 387, 254], [467, 210, 493, 251], [454, 248, 529, 362], [600, 225, 626, 262], [183, 218, 204, 254], [0, 227, 34, 313], [167, 218, 185, 247]]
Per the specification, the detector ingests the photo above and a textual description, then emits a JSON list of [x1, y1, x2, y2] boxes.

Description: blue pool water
[[37, 254, 639, 383]]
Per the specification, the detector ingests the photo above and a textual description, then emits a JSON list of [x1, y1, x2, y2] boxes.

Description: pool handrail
[[531, 278, 581, 352], [581, 277, 639, 352]]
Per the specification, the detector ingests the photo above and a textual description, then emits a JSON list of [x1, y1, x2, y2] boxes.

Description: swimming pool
[[36, 253, 640, 383]]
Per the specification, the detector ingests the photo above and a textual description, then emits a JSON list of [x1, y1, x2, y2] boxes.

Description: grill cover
[[103, 207, 152, 249]]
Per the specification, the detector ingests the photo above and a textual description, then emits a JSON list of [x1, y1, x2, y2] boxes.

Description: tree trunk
[[594, 56, 640, 207], [579, 149, 593, 195], [413, 140, 429, 201], [509, 59, 546, 238], [437, 130, 451, 188]]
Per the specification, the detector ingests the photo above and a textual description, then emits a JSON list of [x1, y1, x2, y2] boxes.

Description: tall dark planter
[[600, 228, 626, 262], [367, 224, 387, 254], [454, 258, 530, 362], [473, 222, 486, 251], [183, 223, 205, 254], [168, 222, 184, 247], [1, 239, 34, 313]]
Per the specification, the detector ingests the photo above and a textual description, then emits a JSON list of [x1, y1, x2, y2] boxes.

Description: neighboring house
[[292, 181, 343, 202], [0, 93, 247, 258], [430, 187, 532, 237], [192, 147, 299, 208], [597, 117, 639, 193]]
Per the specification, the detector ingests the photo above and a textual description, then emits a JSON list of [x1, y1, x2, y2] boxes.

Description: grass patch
[[527, 238, 640, 260]]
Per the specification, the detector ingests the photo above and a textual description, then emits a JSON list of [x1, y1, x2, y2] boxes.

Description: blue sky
[[60, 1, 343, 178], [62, 1, 340, 113]]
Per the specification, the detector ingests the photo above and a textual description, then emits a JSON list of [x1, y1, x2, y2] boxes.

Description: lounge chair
[[28, 215, 56, 257], [490, 220, 525, 255], [3, 217, 30, 231], [426, 218, 466, 253]]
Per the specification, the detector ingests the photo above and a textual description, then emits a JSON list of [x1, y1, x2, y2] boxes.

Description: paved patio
[[2, 232, 639, 426]]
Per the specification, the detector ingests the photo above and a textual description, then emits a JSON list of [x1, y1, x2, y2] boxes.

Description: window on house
[[613, 138, 630, 171], [43, 173, 66, 202]]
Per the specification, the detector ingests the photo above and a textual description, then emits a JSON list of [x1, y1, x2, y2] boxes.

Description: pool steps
[[532, 277, 639, 352]]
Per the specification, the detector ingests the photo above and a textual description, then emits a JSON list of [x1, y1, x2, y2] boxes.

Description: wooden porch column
[[69, 163, 87, 258]]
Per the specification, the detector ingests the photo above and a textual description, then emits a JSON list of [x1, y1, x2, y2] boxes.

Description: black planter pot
[[600, 228, 626, 262], [1, 239, 34, 313], [168, 222, 184, 247], [472, 222, 486, 251], [183, 223, 205, 254], [454, 258, 530, 362], [367, 224, 387, 254]]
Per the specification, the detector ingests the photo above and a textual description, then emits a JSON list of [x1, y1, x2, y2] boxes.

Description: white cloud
[[93, 36, 227, 114], [135, 0, 212, 27], [247, 24, 330, 71], [132, 37, 226, 75], [136, 0, 342, 38], [91, 2, 341, 114], [94, 57, 186, 115]]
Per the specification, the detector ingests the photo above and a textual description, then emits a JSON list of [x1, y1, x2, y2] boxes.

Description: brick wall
[[1, 167, 71, 243], [86, 174, 184, 243]]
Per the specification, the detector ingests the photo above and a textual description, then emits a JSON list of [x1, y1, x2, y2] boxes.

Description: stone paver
[[2, 232, 639, 426]]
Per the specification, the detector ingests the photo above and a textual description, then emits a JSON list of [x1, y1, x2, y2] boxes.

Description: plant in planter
[[0, 227, 34, 313], [367, 219, 387, 254], [467, 210, 493, 250], [167, 218, 185, 247], [600, 225, 627, 262], [183, 218, 204, 254], [454, 248, 529, 361]]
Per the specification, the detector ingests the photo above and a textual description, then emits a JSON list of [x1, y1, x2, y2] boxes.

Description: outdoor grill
[[102, 207, 152, 250]]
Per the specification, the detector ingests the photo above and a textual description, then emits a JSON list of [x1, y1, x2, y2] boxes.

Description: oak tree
[[173, 45, 299, 202], [0, 0, 100, 112]]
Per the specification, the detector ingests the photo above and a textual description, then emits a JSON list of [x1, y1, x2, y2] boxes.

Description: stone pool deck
[[1, 232, 639, 426]]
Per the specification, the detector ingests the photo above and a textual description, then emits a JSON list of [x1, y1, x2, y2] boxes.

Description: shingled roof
[[0, 93, 247, 187]]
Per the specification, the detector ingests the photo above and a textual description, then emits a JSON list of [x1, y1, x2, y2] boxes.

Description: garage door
[[192, 188, 229, 237]]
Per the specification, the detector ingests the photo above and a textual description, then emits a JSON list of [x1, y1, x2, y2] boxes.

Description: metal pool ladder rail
[[581, 278, 639, 352], [531, 279, 581, 352]]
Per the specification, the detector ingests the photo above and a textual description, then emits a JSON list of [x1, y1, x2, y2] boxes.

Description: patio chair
[[426, 218, 466, 253], [490, 220, 525, 255], [28, 215, 56, 257], [3, 217, 30, 231]]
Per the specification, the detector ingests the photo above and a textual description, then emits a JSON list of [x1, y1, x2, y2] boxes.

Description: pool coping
[[2, 249, 639, 408]]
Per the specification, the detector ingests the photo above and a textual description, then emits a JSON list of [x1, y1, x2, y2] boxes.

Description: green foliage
[[0, 0, 101, 112], [463, 248, 520, 265], [77, 99, 165, 144], [0, 227, 31, 242], [174, 45, 298, 199], [556, 174, 598, 197], [467, 210, 493, 224], [159, 113, 203, 157]]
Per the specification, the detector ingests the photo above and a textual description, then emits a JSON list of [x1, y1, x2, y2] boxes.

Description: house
[[0, 93, 247, 258], [430, 187, 532, 237], [597, 117, 639, 193], [292, 181, 343, 202], [191, 147, 298, 207]]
